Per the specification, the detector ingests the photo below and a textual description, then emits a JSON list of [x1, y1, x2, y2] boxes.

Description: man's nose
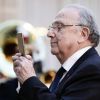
[[47, 30, 56, 38]]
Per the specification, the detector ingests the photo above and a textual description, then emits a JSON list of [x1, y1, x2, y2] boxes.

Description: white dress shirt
[[62, 46, 91, 71], [59, 46, 92, 82]]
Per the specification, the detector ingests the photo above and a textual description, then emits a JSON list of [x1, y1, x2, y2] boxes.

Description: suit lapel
[[55, 47, 98, 94]]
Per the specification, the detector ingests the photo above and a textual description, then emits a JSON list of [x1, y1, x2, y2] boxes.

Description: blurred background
[[0, 0, 100, 86]]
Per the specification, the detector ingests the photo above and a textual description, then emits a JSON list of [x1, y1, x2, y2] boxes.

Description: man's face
[[47, 8, 83, 62]]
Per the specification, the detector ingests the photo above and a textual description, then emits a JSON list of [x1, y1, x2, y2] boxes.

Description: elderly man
[[12, 4, 100, 100]]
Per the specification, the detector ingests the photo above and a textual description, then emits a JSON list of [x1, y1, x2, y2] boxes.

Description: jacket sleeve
[[19, 76, 57, 100]]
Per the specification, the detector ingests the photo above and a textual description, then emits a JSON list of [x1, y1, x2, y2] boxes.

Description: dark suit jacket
[[19, 48, 100, 100], [0, 78, 19, 100]]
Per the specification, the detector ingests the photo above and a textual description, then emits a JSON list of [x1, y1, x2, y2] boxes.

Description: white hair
[[65, 4, 100, 47]]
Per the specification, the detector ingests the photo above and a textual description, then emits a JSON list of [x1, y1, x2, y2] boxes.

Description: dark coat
[[18, 48, 100, 100], [0, 78, 19, 100]]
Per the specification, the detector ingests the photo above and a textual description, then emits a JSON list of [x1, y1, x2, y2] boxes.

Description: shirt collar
[[62, 46, 92, 71]]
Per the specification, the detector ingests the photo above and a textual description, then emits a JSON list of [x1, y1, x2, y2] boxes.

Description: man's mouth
[[51, 42, 57, 46]]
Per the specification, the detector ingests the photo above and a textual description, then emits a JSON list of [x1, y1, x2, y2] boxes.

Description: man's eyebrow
[[52, 21, 64, 25]]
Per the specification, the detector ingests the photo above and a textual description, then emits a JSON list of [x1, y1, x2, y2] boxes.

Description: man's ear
[[78, 27, 90, 43]]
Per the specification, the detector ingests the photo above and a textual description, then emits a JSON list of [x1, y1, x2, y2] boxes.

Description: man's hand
[[12, 53, 36, 84]]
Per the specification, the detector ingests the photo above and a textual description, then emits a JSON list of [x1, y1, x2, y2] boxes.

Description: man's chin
[[51, 50, 58, 55]]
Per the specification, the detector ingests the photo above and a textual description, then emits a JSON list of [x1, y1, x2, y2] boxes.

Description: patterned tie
[[50, 67, 66, 92]]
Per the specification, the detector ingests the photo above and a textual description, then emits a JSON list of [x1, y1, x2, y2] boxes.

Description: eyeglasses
[[48, 23, 87, 32]]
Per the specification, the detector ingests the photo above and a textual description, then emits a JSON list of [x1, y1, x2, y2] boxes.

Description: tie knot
[[57, 67, 66, 76]]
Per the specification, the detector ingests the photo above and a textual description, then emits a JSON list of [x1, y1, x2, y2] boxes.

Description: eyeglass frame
[[48, 23, 88, 32]]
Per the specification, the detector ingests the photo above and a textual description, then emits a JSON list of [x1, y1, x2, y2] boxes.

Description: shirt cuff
[[16, 81, 21, 93]]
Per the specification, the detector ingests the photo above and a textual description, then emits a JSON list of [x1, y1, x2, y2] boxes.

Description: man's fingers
[[25, 55, 32, 60], [13, 59, 21, 67], [12, 54, 32, 61], [14, 66, 22, 77], [12, 53, 21, 61], [15, 53, 22, 56], [12, 56, 18, 62]]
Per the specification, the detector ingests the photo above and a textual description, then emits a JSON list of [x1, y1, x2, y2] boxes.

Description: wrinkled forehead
[[53, 8, 80, 24]]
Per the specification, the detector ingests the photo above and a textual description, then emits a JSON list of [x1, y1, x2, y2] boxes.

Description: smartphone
[[17, 33, 25, 56]]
